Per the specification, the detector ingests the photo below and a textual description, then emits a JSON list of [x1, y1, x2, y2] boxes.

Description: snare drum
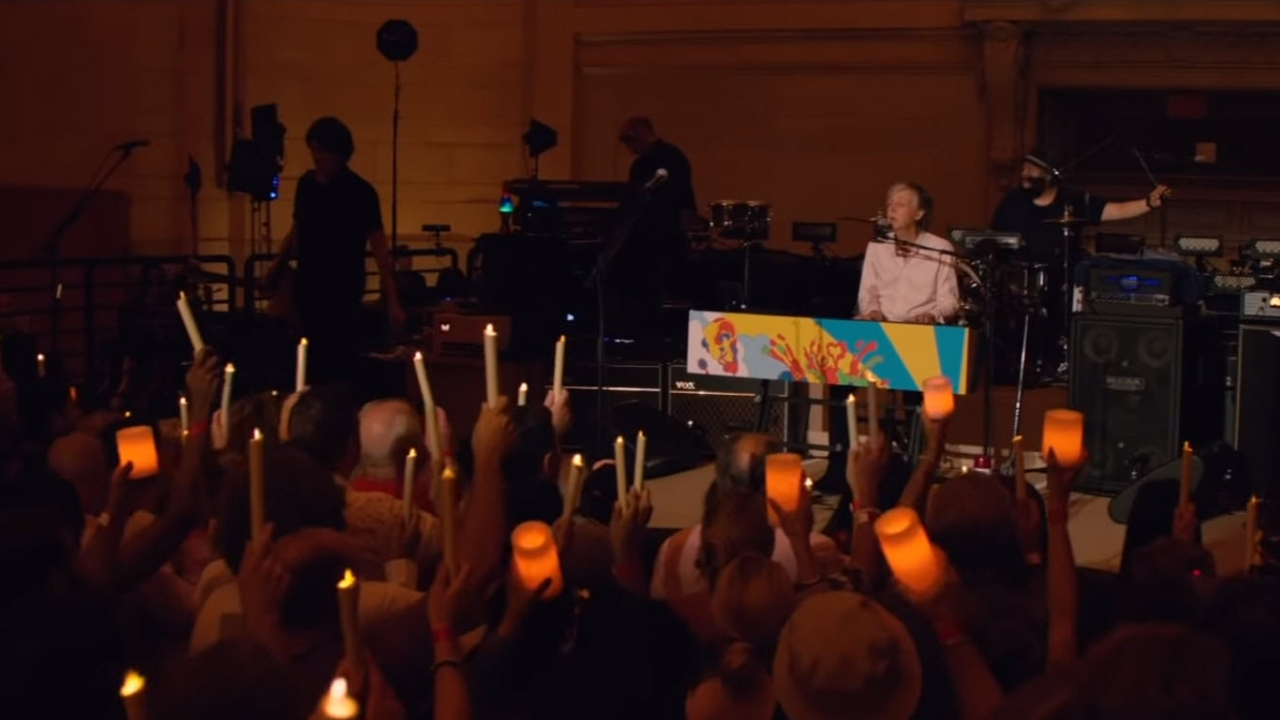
[[708, 200, 772, 241]]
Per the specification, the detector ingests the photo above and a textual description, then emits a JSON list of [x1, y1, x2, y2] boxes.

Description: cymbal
[[837, 216, 877, 223]]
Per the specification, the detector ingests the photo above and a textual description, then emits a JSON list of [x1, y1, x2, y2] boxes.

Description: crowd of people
[[1, 341, 1276, 720]]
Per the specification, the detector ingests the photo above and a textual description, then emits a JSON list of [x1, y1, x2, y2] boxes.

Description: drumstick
[[1131, 146, 1163, 190]]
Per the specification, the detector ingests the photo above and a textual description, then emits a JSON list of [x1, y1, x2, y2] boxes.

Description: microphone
[[115, 139, 151, 152], [643, 168, 669, 192]]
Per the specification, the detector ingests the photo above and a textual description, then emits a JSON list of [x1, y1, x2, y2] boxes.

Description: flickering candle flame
[[412, 351, 442, 460], [296, 337, 308, 392], [249, 428, 265, 539], [403, 448, 417, 525], [220, 364, 235, 437], [175, 291, 205, 352], [633, 430, 647, 492], [336, 568, 361, 674], [440, 464, 458, 574], [483, 323, 499, 408], [517, 382, 528, 407], [562, 453, 586, 520], [552, 335, 566, 399], [115, 426, 160, 479], [875, 507, 943, 597], [863, 369, 879, 446], [614, 435, 629, 509], [1179, 441, 1193, 510], [321, 677, 359, 719], [765, 453, 804, 524], [36, 353, 46, 378], [1012, 435, 1026, 501], [120, 669, 147, 720], [511, 520, 564, 598], [921, 376, 955, 420], [1041, 409, 1085, 468]]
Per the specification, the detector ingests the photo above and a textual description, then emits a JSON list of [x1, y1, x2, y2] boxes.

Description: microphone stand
[[586, 186, 653, 457], [868, 231, 1000, 456], [43, 144, 141, 356]]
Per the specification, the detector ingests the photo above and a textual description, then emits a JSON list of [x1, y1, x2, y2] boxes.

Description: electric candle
[[518, 382, 528, 407], [552, 335, 566, 399], [37, 353, 45, 378], [875, 507, 943, 597], [120, 669, 147, 720], [336, 569, 361, 673], [1041, 409, 1085, 468], [296, 337, 308, 392], [1012, 435, 1027, 501], [633, 430, 647, 492], [248, 429, 265, 540], [115, 426, 160, 479], [178, 394, 189, 435], [511, 520, 564, 598], [412, 351, 442, 459], [765, 452, 804, 524], [1245, 495, 1260, 572], [320, 677, 359, 719], [863, 369, 879, 446], [440, 464, 458, 574], [1179, 441, 1193, 509], [220, 364, 235, 436], [175, 291, 205, 352], [562, 453, 586, 520], [403, 448, 417, 525], [921, 376, 955, 420], [614, 435, 628, 509], [846, 393, 858, 502], [483, 324, 499, 407]]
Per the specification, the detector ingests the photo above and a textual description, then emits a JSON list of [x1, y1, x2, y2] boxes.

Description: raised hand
[[543, 388, 571, 440], [471, 396, 515, 464]]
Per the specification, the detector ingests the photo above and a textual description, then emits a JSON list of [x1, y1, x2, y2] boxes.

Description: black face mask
[[1022, 177, 1048, 195]]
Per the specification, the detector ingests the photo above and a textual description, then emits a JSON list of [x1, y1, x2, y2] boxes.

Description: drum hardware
[[708, 200, 773, 310]]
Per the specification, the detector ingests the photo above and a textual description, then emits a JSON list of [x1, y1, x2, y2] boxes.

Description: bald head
[[618, 116, 658, 155], [358, 399, 422, 478], [48, 432, 110, 516]]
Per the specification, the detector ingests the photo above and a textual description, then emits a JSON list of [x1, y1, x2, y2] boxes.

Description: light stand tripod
[[376, 19, 419, 253]]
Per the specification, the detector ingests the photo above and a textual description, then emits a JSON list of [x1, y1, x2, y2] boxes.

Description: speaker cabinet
[[553, 361, 664, 451], [1069, 314, 1195, 495], [1235, 324, 1280, 497], [667, 362, 789, 452]]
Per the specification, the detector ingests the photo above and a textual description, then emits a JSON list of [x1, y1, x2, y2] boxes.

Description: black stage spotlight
[[377, 19, 418, 62], [523, 119, 559, 158]]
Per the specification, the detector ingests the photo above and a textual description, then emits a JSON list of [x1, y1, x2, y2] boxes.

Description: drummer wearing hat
[[990, 148, 1171, 266]]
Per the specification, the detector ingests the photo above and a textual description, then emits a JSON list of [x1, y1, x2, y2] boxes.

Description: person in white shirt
[[856, 182, 960, 324]]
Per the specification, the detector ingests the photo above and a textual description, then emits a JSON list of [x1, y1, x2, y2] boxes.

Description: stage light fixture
[[1175, 235, 1223, 256]]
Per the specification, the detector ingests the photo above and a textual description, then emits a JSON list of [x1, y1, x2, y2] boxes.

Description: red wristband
[[432, 624, 455, 645], [934, 617, 967, 645], [188, 420, 210, 438], [614, 558, 643, 584]]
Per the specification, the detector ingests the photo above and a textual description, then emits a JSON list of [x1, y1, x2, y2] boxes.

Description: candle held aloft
[[116, 426, 161, 479], [336, 569, 362, 674], [320, 677, 359, 719], [633, 431, 647, 492], [220, 364, 235, 436], [614, 435, 629, 509], [1245, 495, 1261, 572], [517, 382, 528, 407], [552, 335, 566, 399], [483, 323, 499, 407], [845, 393, 858, 502], [511, 520, 564, 598], [1041, 409, 1085, 468], [178, 394, 189, 434], [249, 429, 265, 539], [37, 353, 46, 378], [403, 447, 417, 525], [175, 291, 206, 352], [120, 669, 147, 720], [765, 452, 804, 524], [1179, 441, 1193, 509], [412, 351, 442, 459], [1012, 435, 1027, 501], [440, 464, 458, 574], [563, 453, 586, 520], [863, 369, 879, 446], [921, 376, 955, 420], [296, 337, 308, 392], [875, 507, 944, 597]]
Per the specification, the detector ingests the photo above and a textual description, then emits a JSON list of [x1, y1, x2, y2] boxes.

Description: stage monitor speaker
[[667, 362, 789, 452], [553, 361, 664, 452], [1235, 324, 1280, 498], [1069, 314, 1198, 495]]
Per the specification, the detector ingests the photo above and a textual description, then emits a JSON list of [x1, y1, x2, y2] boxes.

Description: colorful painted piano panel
[[687, 310, 971, 393]]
